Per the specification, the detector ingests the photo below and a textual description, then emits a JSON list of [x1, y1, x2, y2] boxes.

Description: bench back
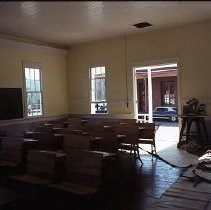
[[65, 149, 103, 188]]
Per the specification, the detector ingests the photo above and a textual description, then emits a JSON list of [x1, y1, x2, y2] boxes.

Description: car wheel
[[169, 116, 177, 122]]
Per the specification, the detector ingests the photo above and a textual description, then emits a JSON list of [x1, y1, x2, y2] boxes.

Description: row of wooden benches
[[9, 149, 116, 196], [0, 117, 157, 197], [0, 134, 117, 196]]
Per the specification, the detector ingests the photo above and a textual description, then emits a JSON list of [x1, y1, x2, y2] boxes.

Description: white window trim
[[89, 65, 108, 114], [22, 61, 44, 118]]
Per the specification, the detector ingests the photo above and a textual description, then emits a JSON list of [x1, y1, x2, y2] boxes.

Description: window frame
[[22, 61, 44, 118], [89, 65, 108, 114], [161, 81, 176, 106]]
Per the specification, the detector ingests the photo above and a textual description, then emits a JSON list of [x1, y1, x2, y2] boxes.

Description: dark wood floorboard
[[0, 152, 185, 210]]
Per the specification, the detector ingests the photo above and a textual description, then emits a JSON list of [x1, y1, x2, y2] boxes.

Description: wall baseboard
[[0, 114, 69, 136], [69, 113, 135, 119], [0, 114, 69, 126]]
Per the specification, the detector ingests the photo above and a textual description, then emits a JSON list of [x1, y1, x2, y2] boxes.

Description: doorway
[[133, 62, 179, 151]]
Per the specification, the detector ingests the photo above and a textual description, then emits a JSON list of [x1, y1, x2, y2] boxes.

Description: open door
[[134, 63, 178, 123]]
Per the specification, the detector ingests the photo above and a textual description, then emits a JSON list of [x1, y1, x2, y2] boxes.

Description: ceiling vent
[[133, 22, 152, 29]]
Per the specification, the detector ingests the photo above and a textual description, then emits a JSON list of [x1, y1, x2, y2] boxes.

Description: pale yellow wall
[[67, 37, 130, 115], [67, 20, 211, 116], [0, 43, 69, 118]]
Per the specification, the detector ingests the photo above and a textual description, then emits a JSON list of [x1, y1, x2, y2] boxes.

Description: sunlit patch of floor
[[139, 124, 179, 154]]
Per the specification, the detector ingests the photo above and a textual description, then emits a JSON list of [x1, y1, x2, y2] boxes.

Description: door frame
[[132, 58, 181, 122]]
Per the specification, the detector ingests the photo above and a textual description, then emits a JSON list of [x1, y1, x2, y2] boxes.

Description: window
[[23, 63, 43, 117], [90, 66, 107, 114], [161, 81, 176, 106]]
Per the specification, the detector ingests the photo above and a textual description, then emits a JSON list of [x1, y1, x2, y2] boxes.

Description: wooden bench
[[10, 150, 60, 188], [49, 149, 107, 196], [0, 137, 23, 170]]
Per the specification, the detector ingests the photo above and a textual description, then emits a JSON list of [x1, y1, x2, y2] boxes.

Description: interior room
[[1, 1, 211, 210]]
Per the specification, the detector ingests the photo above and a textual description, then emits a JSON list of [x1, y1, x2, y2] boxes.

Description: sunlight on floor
[[156, 125, 179, 151], [140, 124, 179, 153]]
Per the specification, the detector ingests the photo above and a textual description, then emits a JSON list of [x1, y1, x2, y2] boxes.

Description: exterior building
[[136, 67, 178, 114]]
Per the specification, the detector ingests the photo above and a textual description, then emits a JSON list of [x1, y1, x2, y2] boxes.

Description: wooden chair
[[35, 125, 53, 133], [138, 123, 156, 156], [34, 132, 62, 150], [62, 134, 91, 152], [49, 149, 105, 196], [97, 131, 119, 154], [83, 122, 105, 137], [67, 118, 85, 131], [115, 125, 141, 162], [35, 122, 63, 134], [62, 128, 83, 135]]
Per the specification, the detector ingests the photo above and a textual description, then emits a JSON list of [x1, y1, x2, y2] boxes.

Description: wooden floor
[[0, 151, 185, 210]]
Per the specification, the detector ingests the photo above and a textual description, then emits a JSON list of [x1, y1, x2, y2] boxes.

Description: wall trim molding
[[0, 37, 68, 55], [0, 114, 68, 127], [69, 113, 135, 119]]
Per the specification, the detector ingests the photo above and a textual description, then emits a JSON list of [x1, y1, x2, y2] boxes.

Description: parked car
[[95, 105, 107, 113], [153, 106, 178, 122]]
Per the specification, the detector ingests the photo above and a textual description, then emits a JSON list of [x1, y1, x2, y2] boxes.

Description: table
[[177, 114, 209, 148], [90, 150, 118, 159], [52, 127, 63, 133], [39, 150, 67, 158], [24, 131, 35, 138], [22, 138, 39, 143], [22, 138, 39, 153], [22, 138, 39, 168], [44, 123, 53, 127]]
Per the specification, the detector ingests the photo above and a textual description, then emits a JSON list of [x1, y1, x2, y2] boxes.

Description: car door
[[162, 108, 170, 118], [154, 107, 164, 118]]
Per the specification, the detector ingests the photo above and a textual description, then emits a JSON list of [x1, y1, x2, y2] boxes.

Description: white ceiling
[[0, 1, 211, 49]]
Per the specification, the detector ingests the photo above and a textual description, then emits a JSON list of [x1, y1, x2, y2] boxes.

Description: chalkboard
[[0, 88, 23, 120]]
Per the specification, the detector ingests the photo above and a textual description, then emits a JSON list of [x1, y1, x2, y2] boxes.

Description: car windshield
[[154, 107, 177, 112], [155, 108, 166, 112]]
